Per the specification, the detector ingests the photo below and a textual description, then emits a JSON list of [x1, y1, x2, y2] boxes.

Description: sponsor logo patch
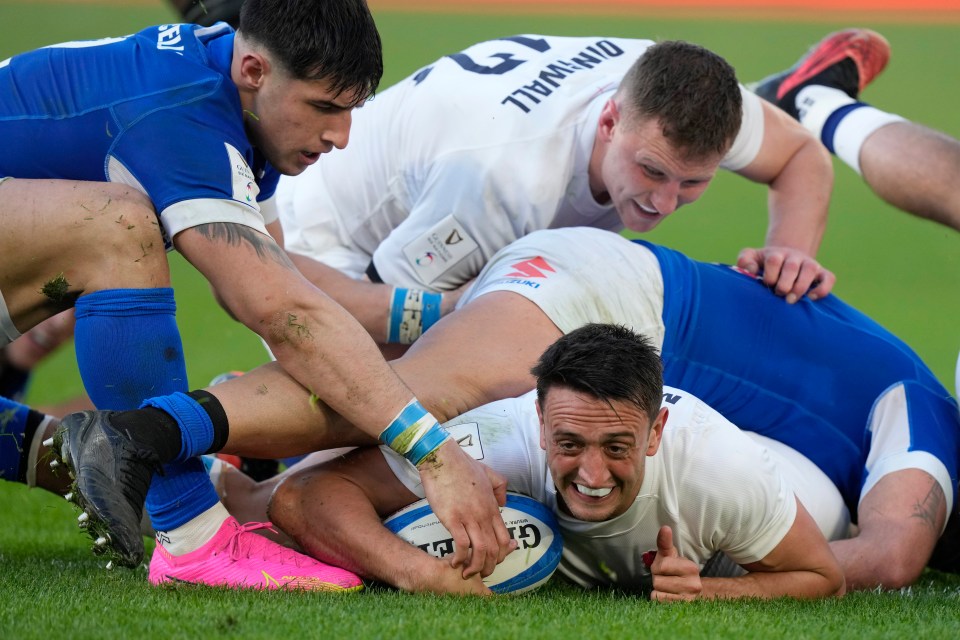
[[445, 422, 484, 460], [402, 214, 479, 284], [505, 256, 555, 279], [225, 143, 260, 209]]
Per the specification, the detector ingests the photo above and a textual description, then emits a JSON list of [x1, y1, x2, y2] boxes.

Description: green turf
[[2, 2, 959, 637], [3, 481, 960, 640]]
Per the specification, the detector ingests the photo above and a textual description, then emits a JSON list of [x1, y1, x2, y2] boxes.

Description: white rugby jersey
[[383, 386, 799, 591], [278, 35, 764, 287]]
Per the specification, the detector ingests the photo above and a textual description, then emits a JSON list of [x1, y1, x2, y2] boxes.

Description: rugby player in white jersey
[[152, 227, 953, 591], [272, 35, 835, 345], [269, 324, 847, 599]]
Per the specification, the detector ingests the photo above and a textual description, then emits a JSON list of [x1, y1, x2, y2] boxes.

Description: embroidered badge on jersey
[[446, 421, 484, 461], [225, 142, 260, 209], [401, 214, 479, 285]]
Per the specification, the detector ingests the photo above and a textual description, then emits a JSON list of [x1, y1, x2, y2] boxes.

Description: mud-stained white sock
[[156, 501, 230, 556], [25, 415, 55, 488]]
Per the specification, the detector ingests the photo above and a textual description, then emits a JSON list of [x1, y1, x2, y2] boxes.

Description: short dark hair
[[239, 0, 383, 102], [531, 324, 663, 424], [617, 40, 742, 160]]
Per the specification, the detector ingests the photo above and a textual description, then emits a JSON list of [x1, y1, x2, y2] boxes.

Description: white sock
[[830, 107, 906, 175], [156, 501, 230, 556], [25, 415, 54, 488], [795, 85, 905, 175], [795, 86, 856, 140]]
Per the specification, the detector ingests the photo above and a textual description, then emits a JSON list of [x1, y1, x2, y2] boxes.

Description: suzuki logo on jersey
[[489, 257, 555, 290], [157, 25, 185, 52], [505, 256, 555, 279]]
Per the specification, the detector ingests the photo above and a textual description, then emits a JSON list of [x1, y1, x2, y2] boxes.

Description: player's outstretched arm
[[735, 100, 836, 302], [288, 252, 462, 345], [265, 221, 463, 345], [174, 222, 513, 575], [269, 446, 492, 595], [699, 500, 845, 600]]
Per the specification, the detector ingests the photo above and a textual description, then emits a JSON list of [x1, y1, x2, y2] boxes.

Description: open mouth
[[575, 483, 612, 498], [635, 202, 660, 217]]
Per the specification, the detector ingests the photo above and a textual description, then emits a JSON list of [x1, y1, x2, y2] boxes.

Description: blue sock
[[75, 288, 219, 532], [142, 392, 214, 462], [0, 396, 40, 483], [142, 392, 222, 531], [145, 457, 220, 532], [74, 288, 187, 411]]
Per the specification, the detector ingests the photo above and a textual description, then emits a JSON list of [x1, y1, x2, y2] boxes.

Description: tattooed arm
[[827, 468, 946, 591], [173, 221, 513, 579]]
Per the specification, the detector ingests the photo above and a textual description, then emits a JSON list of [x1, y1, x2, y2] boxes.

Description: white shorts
[[861, 382, 955, 524], [457, 228, 666, 348]]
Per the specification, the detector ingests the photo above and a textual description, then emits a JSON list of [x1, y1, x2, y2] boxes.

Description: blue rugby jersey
[[637, 239, 959, 517], [0, 23, 278, 236]]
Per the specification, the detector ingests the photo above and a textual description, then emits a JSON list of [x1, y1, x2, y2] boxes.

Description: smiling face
[[538, 386, 666, 522], [589, 99, 722, 232], [234, 44, 365, 175]]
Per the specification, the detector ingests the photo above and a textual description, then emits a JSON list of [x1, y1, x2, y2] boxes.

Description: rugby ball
[[383, 492, 562, 594]]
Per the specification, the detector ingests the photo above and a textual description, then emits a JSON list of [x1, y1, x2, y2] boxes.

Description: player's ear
[[645, 407, 667, 456], [597, 98, 620, 142], [237, 50, 270, 90]]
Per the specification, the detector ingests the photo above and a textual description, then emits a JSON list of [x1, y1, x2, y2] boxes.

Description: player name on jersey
[[499, 39, 627, 113]]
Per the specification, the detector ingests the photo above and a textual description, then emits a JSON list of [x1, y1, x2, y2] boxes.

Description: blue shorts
[[642, 240, 960, 518]]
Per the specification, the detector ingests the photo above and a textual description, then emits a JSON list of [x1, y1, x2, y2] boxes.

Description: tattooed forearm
[[911, 482, 945, 531], [195, 222, 294, 269]]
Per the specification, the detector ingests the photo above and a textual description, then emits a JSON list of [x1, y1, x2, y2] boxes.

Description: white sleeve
[[675, 417, 798, 566], [719, 86, 765, 172], [159, 197, 270, 240]]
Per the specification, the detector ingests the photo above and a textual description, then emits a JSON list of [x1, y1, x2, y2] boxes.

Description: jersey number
[[449, 36, 550, 75], [414, 36, 551, 83]]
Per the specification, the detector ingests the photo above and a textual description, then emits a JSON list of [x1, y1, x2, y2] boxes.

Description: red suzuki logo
[[505, 256, 555, 278]]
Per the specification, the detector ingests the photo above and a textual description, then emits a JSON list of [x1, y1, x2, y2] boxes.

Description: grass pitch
[[1, 2, 959, 638]]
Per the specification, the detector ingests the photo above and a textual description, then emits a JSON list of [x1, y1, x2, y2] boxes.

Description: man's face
[[242, 53, 364, 175], [592, 100, 723, 232], [538, 386, 666, 522]]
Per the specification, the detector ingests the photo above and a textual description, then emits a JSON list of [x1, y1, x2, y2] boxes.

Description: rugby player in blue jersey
[[0, 0, 512, 589]]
